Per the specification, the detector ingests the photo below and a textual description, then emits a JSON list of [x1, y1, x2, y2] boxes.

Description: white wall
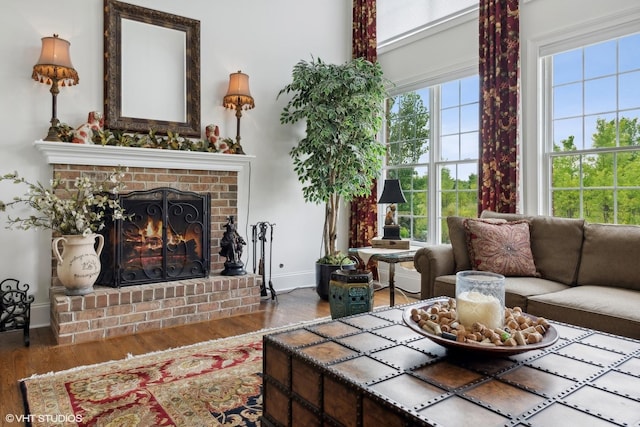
[[0, 0, 351, 327]]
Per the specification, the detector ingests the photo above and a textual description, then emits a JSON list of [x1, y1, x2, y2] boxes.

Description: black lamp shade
[[378, 179, 407, 204]]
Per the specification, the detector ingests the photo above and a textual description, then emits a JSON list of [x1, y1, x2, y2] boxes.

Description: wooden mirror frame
[[103, 0, 201, 136]]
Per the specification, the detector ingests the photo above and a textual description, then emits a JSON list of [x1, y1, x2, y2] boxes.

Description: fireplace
[[37, 141, 261, 345], [97, 188, 211, 287]]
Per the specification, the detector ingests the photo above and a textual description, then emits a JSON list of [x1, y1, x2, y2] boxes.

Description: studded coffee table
[[261, 298, 640, 427]]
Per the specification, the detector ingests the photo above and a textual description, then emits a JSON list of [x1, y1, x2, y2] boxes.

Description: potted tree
[[278, 57, 387, 299]]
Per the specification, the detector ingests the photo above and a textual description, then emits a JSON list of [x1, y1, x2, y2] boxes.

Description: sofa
[[413, 211, 640, 339]]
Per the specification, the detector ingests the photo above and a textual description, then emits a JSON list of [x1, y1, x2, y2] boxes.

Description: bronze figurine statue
[[219, 216, 247, 276]]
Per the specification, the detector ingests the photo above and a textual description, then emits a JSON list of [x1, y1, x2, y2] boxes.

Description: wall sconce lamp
[[223, 70, 254, 155], [378, 179, 407, 240], [32, 34, 79, 141]]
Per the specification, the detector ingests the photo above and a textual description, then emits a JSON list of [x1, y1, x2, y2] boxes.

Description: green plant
[[316, 253, 355, 266], [278, 57, 387, 261], [0, 168, 128, 236]]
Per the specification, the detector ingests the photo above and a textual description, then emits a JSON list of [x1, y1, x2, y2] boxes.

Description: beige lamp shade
[[32, 33, 79, 141], [223, 71, 254, 110], [32, 34, 79, 86]]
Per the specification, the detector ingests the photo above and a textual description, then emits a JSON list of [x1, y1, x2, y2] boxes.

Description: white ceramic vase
[[52, 234, 104, 296]]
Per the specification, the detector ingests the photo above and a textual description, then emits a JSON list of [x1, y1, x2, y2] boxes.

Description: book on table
[[370, 237, 410, 249]]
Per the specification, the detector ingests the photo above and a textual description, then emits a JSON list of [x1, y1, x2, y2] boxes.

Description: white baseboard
[[267, 266, 422, 296], [30, 302, 51, 328], [264, 270, 316, 292]]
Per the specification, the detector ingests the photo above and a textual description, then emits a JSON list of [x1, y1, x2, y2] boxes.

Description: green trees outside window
[[551, 117, 640, 224], [550, 32, 640, 225]]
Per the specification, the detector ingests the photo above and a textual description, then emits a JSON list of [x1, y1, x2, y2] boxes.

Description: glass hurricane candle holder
[[455, 270, 506, 330]]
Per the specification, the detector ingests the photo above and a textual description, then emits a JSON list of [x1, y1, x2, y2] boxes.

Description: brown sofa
[[413, 211, 640, 339]]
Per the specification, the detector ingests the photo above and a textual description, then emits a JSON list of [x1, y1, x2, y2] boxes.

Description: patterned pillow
[[448, 216, 506, 272], [464, 218, 538, 277]]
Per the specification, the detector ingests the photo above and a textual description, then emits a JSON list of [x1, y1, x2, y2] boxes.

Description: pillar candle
[[456, 290, 503, 329]]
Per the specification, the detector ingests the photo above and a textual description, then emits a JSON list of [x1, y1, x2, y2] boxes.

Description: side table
[[348, 246, 417, 306]]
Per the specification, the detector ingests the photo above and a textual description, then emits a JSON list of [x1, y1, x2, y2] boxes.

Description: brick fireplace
[[36, 141, 260, 344]]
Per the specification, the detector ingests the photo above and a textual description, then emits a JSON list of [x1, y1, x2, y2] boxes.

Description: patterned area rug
[[20, 327, 289, 427]]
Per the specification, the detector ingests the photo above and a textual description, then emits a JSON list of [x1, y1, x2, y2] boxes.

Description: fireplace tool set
[[251, 222, 277, 301]]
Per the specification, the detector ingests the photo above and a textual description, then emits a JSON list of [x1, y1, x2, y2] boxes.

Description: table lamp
[[32, 34, 79, 141], [223, 70, 254, 155], [378, 179, 406, 240]]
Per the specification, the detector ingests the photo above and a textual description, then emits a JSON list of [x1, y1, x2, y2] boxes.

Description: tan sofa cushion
[[528, 286, 640, 339], [577, 223, 640, 291], [447, 216, 472, 272], [528, 216, 585, 285], [479, 211, 526, 222], [480, 211, 585, 285]]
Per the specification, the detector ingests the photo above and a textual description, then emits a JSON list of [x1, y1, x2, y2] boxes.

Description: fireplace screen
[[97, 188, 210, 287]]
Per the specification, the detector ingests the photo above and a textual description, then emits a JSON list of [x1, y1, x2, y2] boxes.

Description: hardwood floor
[[0, 286, 418, 422]]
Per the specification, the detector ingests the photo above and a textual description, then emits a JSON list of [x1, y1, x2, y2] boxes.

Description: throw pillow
[[464, 218, 538, 277], [447, 216, 506, 272]]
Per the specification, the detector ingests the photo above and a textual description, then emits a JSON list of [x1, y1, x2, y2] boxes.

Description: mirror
[[104, 0, 201, 136]]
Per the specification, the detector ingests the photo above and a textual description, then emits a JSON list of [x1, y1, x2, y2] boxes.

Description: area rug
[[20, 325, 302, 427]]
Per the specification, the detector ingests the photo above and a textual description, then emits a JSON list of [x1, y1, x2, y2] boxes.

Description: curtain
[[478, 0, 520, 214], [349, 0, 378, 250], [351, 0, 377, 62]]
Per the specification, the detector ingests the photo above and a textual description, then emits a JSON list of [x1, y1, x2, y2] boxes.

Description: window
[[385, 75, 479, 243], [546, 33, 640, 224]]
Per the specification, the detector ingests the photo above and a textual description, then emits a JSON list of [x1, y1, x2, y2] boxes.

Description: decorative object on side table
[[0, 169, 128, 295], [223, 71, 255, 155], [0, 278, 34, 346], [32, 34, 79, 142], [378, 178, 407, 240], [370, 238, 410, 249], [220, 216, 247, 276]]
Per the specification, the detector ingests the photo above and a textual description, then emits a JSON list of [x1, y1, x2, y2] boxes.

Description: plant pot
[[52, 234, 104, 296], [329, 268, 374, 319], [315, 262, 355, 300]]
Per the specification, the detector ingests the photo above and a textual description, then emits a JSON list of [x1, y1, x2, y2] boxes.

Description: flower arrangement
[[0, 168, 128, 236]]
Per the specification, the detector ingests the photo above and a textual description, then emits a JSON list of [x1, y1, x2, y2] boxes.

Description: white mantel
[[34, 140, 255, 172], [34, 140, 255, 232]]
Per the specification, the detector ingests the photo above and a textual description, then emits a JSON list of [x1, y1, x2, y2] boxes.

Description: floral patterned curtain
[[349, 0, 378, 249], [479, 0, 520, 214]]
